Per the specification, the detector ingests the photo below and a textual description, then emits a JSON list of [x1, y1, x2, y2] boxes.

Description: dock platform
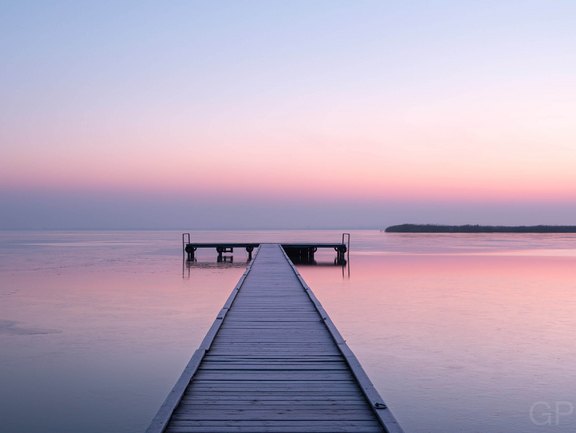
[[182, 233, 350, 264], [148, 243, 402, 433]]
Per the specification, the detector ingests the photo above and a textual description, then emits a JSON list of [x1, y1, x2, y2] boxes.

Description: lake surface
[[1, 230, 575, 433]]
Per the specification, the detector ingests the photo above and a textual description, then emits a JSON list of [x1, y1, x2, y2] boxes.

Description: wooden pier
[[148, 244, 403, 433]]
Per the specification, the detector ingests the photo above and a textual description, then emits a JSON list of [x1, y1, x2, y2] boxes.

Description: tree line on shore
[[385, 224, 576, 233]]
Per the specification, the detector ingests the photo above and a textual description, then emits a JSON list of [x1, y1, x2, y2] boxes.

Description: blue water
[[1, 230, 576, 433]]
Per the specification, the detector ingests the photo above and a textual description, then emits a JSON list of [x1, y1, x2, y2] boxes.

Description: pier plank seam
[[147, 244, 403, 433]]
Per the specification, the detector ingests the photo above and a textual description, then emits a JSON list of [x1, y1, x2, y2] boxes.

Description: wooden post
[[185, 246, 196, 261], [246, 245, 254, 261]]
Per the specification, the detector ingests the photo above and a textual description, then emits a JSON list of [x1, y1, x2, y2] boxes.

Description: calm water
[[1, 230, 576, 433]]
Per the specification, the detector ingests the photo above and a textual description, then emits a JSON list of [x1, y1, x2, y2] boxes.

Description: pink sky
[[2, 1, 576, 228]]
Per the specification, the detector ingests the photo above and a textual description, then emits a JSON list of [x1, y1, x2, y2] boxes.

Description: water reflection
[[182, 257, 249, 279], [184, 253, 351, 279], [299, 252, 576, 433], [3, 230, 576, 433], [295, 258, 351, 279], [0, 231, 245, 433]]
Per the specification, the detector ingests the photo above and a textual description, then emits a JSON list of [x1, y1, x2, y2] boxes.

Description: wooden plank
[[185, 382, 359, 388], [166, 420, 382, 433], [185, 386, 360, 393], [202, 355, 344, 361], [186, 243, 260, 248], [178, 396, 367, 403], [217, 327, 327, 334], [208, 340, 339, 346], [183, 393, 365, 400], [199, 363, 349, 371], [171, 408, 377, 421], [193, 371, 354, 381]]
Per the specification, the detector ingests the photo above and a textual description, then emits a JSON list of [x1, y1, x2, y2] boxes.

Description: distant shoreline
[[385, 224, 576, 233]]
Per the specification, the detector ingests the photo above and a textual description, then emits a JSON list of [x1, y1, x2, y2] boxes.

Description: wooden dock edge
[[145, 246, 261, 433], [281, 247, 405, 433]]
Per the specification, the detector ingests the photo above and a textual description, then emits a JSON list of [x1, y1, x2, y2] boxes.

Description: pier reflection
[[182, 257, 249, 279], [182, 249, 350, 279], [293, 259, 350, 279]]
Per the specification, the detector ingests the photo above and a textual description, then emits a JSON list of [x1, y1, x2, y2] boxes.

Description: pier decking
[[148, 244, 403, 433]]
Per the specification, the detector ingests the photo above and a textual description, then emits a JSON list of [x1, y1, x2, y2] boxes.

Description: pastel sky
[[2, 1, 576, 229]]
